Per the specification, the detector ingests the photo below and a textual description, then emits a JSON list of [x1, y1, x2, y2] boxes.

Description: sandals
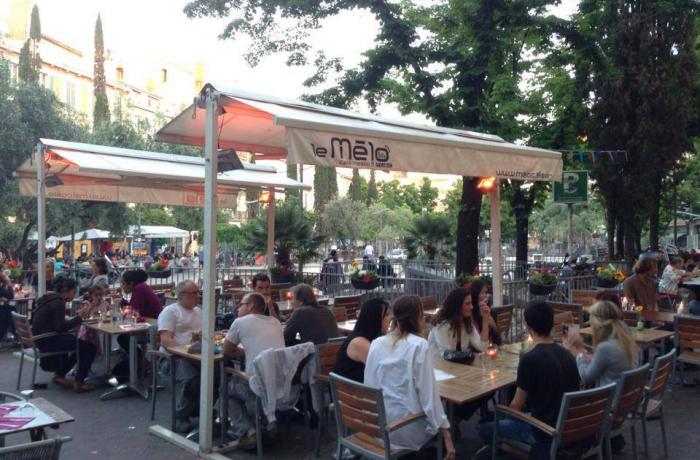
[[52, 375, 73, 389]]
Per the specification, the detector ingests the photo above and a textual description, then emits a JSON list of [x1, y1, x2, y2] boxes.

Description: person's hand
[[442, 430, 456, 460], [77, 304, 92, 319], [0, 273, 9, 286], [564, 329, 585, 353], [479, 303, 491, 319]]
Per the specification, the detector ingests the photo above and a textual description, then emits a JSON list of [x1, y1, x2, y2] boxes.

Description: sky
[[28, 0, 578, 119]]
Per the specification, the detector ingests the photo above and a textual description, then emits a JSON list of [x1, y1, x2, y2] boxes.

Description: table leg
[[220, 360, 228, 442], [100, 334, 148, 400]]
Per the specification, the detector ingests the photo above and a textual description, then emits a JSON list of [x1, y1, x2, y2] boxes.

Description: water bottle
[[110, 298, 119, 323]]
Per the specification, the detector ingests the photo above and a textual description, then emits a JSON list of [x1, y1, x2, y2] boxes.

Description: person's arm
[[223, 338, 245, 359], [53, 300, 82, 333], [577, 342, 612, 386], [159, 330, 179, 349], [509, 387, 528, 411], [427, 324, 452, 357], [468, 325, 485, 352], [346, 337, 371, 363], [413, 342, 450, 434], [283, 310, 302, 345], [478, 308, 491, 345]]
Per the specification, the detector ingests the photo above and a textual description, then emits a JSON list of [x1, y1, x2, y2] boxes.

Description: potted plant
[[270, 264, 296, 283], [455, 273, 492, 288], [350, 261, 380, 290], [528, 268, 557, 295], [596, 265, 626, 288], [147, 258, 171, 279]]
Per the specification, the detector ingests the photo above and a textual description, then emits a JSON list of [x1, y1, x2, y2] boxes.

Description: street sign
[[132, 240, 146, 250], [554, 170, 588, 204]]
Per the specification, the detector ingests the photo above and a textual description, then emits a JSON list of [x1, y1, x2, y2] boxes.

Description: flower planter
[[148, 269, 172, 279], [351, 278, 380, 290], [271, 272, 296, 284], [529, 282, 556, 296], [596, 277, 619, 288]]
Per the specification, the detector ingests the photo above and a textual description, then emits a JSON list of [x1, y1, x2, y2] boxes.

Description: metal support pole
[[198, 88, 219, 454], [299, 164, 304, 210], [266, 190, 276, 270], [36, 143, 46, 297], [673, 174, 678, 246], [567, 203, 573, 255], [490, 181, 503, 307]]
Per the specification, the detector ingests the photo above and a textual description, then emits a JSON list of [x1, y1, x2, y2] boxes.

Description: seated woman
[[87, 258, 110, 289], [284, 283, 339, 345], [120, 269, 162, 319], [564, 300, 637, 386], [31, 276, 97, 392], [470, 279, 502, 346], [364, 295, 455, 459], [332, 298, 390, 382], [428, 287, 487, 359]]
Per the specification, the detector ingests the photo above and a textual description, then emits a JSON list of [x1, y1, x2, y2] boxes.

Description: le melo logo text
[[311, 137, 393, 168]]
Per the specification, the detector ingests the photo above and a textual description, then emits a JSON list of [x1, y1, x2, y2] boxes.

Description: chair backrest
[[551, 311, 574, 342], [11, 312, 34, 350], [622, 310, 640, 327], [647, 348, 676, 400], [315, 340, 345, 379], [333, 295, 362, 319], [547, 301, 584, 325], [420, 296, 438, 311], [329, 372, 388, 444], [553, 383, 617, 452], [149, 282, 174, 293], [222, 278, 243, 290], [492, 304, 514, 338], [0, 435, 72, 459], [675, 314, 700, 351], [611, 363, 651, 423], [570, 289, 599, 309], [318, 297, 330, 307], [332, 306, 348, 323]]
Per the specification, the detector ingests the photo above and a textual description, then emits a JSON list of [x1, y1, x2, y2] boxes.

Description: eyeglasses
[[182, 290, 199, 295]]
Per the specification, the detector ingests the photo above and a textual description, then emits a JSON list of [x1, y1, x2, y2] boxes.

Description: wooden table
[[0, 398, 74, 447], [337, 319, 356, 336], [641, 310, 676, 325], [424, 308, 440, 319], [84, 318, 157, 400], [579, 326, 674, 360]]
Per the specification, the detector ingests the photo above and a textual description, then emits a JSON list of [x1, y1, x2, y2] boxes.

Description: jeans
[[228, 374, 258, 438], [0, 304, 15, 339], [168, 360, 221, 423], [689, 300, 700, 316], [37, 335, 97, 383], [481, 418, 556, 460]]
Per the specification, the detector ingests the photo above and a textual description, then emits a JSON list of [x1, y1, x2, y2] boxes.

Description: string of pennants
[[556, 149, 628, 163]]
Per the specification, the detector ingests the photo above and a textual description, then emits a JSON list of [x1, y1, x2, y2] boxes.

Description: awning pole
[[198, 88, 219, 454], [36, 143, 46, 297], [266, 190, 275, 270], [490, 180, 503, 307]]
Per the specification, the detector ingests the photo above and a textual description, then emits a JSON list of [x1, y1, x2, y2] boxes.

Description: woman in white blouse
[[364, 295, 456, 459], [428, 287, 488, 358]]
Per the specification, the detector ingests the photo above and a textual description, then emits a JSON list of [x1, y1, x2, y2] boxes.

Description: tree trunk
[[605, 203, 615, 260], [648, 178, 662, 251], [615, 215, 624, 260], [456, 177, 482, 275]]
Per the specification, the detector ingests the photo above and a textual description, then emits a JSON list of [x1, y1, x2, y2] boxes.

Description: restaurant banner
[[286, 128, 562, 182]]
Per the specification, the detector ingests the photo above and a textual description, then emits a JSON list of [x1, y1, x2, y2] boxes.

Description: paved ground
[[1, 346, 698, 459]]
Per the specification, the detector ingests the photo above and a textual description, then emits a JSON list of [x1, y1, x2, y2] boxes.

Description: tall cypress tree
[[348, 169, 362, 202], [313, 165, 337, 213], [18, 40, 37, 83], [285, 163, 299, 202], [367, 170, 378, 205], [93, 14, 110, 127], [29, 5, 41, 72]]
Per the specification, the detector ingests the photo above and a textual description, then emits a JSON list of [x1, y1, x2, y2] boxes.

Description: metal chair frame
[[639, 348, 676, 459], [0, 436, 72, 460], [604, 364, 651, 460]]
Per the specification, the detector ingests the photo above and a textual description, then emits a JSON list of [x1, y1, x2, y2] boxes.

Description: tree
[[417, 177, 438, 212], [322, 197, 365, 243], [367, 170, 378, 205], [93, 14, 110, 127], [29, 5, 41, 73], [313, 165, 338, 214], [245, 155, 260, 219], [347, 169, 363, 202], [183, 0, 562, 275], [18, 40, 37, 83], [286, 163, 299, 202], [405, 213, 452, 261]]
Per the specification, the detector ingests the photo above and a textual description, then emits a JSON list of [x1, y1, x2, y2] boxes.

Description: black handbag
[[442, 339, 475, 365]]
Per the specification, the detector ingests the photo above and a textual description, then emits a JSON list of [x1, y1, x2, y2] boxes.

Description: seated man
[[158, 280, 202, 433], [0, 272, 16, 343], [224, 292, 284, 447], [623, 257, 658, 311], [251, 272, 280, 318], [480, 301, 580, 459]]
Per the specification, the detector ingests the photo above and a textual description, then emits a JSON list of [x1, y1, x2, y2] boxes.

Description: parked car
[[386, 248, 408, 261]]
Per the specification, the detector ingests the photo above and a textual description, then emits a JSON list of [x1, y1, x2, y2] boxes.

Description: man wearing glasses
[[158, 280, 202, 433]]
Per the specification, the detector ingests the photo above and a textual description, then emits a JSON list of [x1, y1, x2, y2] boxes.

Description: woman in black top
[[32, 276, 97, 392], [332, 298, 390, 382], [470, 279, 502, 346]]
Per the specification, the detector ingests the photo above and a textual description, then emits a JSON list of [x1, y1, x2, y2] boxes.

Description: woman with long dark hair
[[364, 295, 456, 459], [428, 287, 488, 358], [121, 269, 161, 319], [470, 279, 502, 346], [332, 298, 390, 382]]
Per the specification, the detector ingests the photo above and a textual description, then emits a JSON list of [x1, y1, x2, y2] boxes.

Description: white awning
[[15, 138, 310, 207], [128, 225, 189, 239], [57, 228, 111, 241], [156, 84, 562, 181]]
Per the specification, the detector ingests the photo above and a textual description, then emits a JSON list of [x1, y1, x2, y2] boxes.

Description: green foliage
[[418, 177, 438, 212], [322, 198, 365, 242], [367, 170, 378, 205], [217, 224, 243, 244], [30, 5, 41, 40], [18, 40, 37, 83], [347, 169, 364, 202], [530, 197, 606, 249], [405, 213, 452, 261], [286, 163, 299, 202], [313, 165, 337, 215], [93, 14, 110, 127]]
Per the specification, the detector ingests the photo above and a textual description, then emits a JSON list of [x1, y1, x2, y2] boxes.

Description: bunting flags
[[555, 149, 628, 162]]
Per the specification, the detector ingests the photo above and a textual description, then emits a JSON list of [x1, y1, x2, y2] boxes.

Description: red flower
[[363, 275, 371, 283]]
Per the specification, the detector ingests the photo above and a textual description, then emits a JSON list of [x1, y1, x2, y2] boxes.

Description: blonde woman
[[364, 295, 456, 459], [565, 300, 637, 386]]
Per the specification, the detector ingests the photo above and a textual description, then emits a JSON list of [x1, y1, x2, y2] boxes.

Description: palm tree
[[405, 213, 452, 261]]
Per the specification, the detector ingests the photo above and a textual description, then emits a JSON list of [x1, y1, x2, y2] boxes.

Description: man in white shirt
[[158, 280, 202, 433], [223, 292, 284, 447]]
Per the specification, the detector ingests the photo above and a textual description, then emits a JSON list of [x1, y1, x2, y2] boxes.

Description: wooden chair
[[11, 312, 76, 390], [420, 296, 438, 311], [314, 340, 346, 457], [332, 306, 348, 323], [491, 304, 514, 341], [605, 363, 651, 460], [551, 311, 574, 343], [638, 348, 675, 459], [623, 310, 640, 328], [318, 297, 330, 307], [570, 289, 599, 310], [333, 295, 362, 320], [329, 372, 443, 460], [674, 315, 700, 385], [0, 436, 72, 459], [222, 278, 243, 290], [492, 382, 617, 460], [547, 301, 585, 325]]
